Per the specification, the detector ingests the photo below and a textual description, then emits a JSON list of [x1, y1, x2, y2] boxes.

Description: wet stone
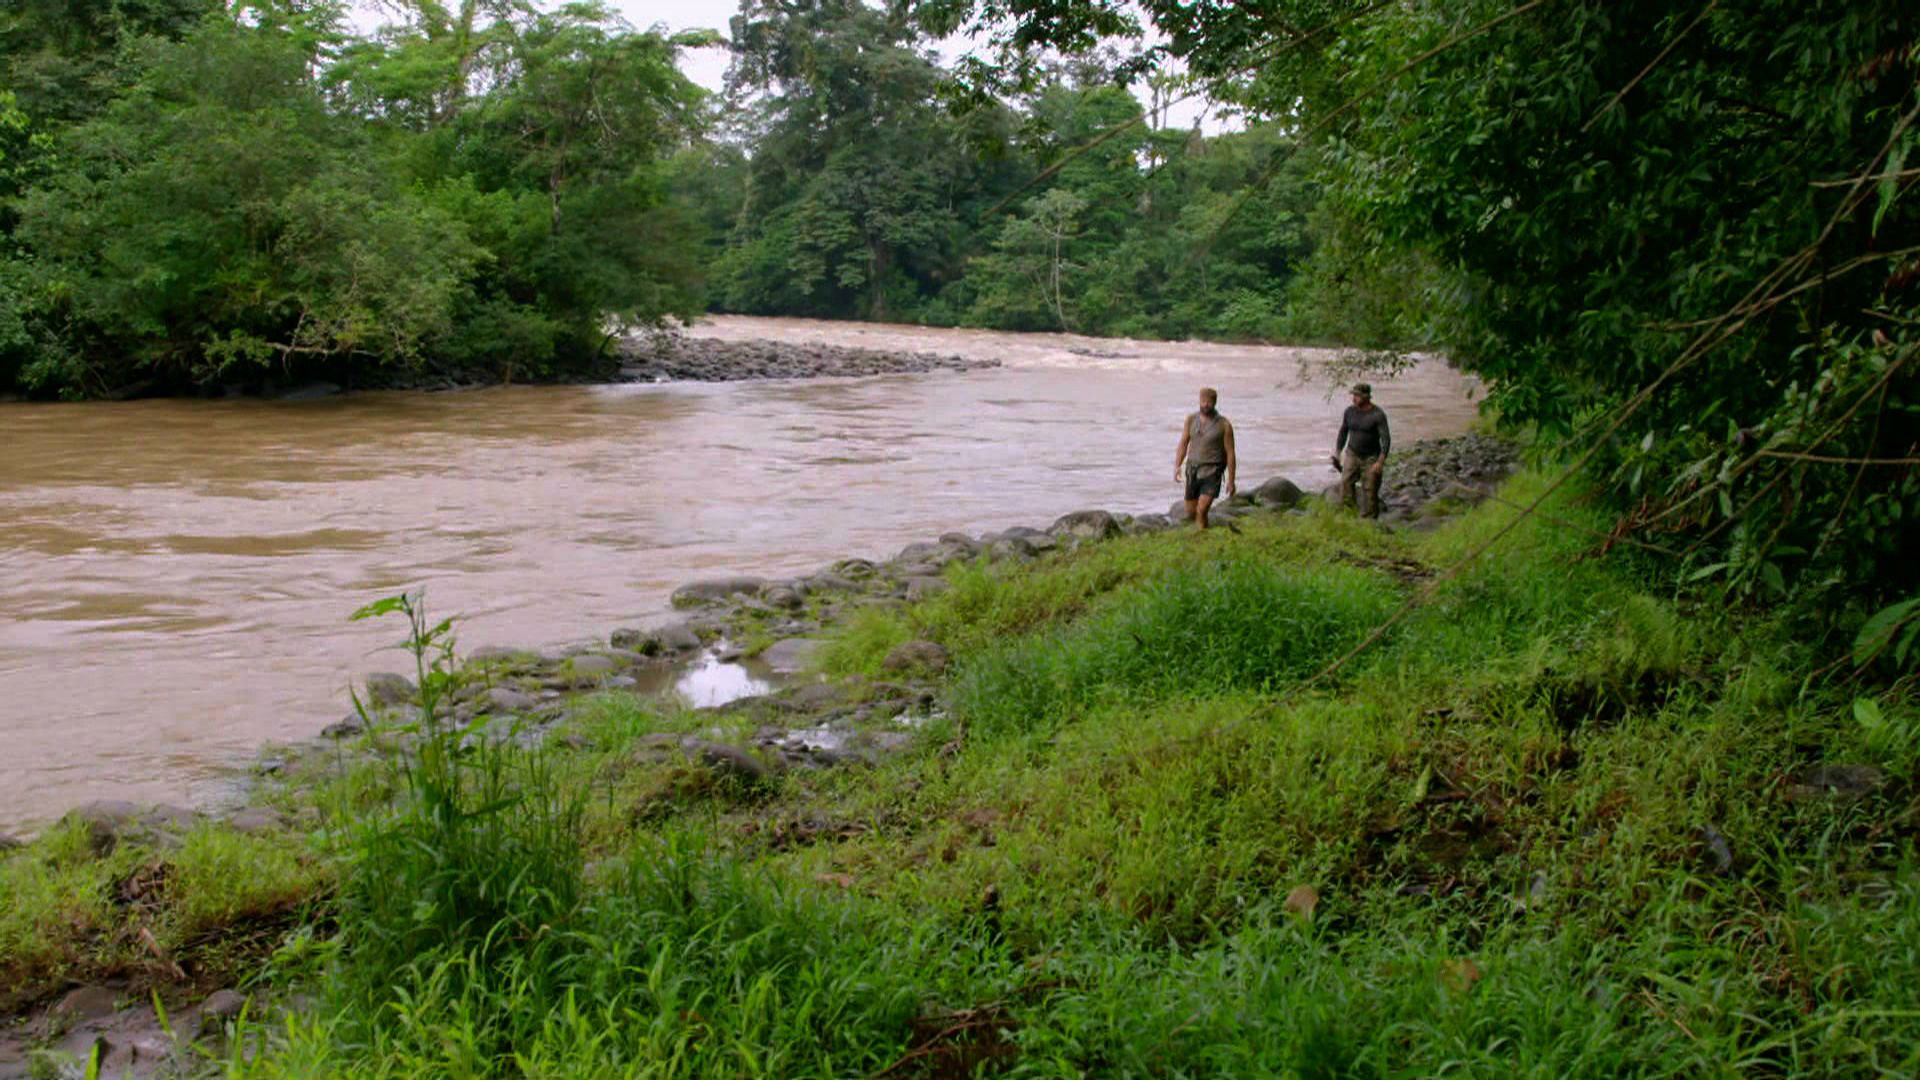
[[671, 576, 768, 608], [321, 712, 365, 738], [1253, 476, 1305, 507]]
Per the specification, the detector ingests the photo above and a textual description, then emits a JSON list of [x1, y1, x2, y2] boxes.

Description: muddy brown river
[[0, 317, 1482, 832]]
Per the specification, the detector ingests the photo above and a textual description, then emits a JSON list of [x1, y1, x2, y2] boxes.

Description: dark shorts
[[1185, 463, 1223, 501]]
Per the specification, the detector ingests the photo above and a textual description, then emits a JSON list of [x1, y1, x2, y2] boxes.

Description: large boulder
[[1049, 510, 1123, 542], [1125, 513, 1175, 535], [1252, 477, 1305, 508], [904, 575, 951, 601], [671, 576, 769, 608]]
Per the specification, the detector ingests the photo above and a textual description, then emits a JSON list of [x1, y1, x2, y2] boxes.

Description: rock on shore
[[615, 333, 998, 383]]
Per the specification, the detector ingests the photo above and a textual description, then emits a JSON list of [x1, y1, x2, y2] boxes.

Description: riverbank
[[5, 436, 1912, 1076], [211, 329, 1002, 400]]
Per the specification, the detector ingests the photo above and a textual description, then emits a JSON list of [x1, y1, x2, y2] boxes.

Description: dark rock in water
[[1783, 763, 1887, 803], [322, 712, 365, 738], [1253, 477, 1305, 508], [882, 640, 949, 674], [363, 672, 415, 706], [614, 333, 1000, 384], [672, 576, 769, 608], [1050, 510, 1123, 542], [999, 526, 1048, 540]]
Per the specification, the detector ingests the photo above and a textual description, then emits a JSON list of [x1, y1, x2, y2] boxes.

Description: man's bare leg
[[1183, 498, 1198, 524], [1194, 494, 1214, 529]]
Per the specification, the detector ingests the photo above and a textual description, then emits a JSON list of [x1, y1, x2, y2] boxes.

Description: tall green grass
[[951, 557, 1399, 737]]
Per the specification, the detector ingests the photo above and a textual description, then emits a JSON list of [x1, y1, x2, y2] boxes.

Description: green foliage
[[952, 557, 1399, 737], [931, 0, 1920, 656], [333, 594, 585, 1031], [1, 2, 705, 397]]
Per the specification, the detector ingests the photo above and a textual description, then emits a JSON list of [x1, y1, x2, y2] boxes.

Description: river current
[[0, 317, 1482, 832]]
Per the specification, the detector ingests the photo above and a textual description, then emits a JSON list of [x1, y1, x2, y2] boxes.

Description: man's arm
[[1378, 411, 1390, 459], [1335, 409, 1349, 455], [1223, 420, 1237, 497], [1174, 416, 1191, 481]]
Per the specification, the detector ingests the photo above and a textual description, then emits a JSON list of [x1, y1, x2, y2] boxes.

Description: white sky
[[349, 0, 1226, 130]]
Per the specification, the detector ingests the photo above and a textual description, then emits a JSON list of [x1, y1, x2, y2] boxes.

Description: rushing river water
[[0, 317, 1482, 832]]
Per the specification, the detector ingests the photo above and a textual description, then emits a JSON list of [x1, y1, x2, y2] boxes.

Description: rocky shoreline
[[0, 433, 1521, 1076], [611, 331, 999, 383], [240, 331, 1001, 400]]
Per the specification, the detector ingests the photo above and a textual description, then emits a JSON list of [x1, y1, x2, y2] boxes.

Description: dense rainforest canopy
[[1, 0, 1915, 651]]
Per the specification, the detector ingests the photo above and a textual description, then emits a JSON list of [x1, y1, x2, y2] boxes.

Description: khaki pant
[[1340, 449, 1384, 518]]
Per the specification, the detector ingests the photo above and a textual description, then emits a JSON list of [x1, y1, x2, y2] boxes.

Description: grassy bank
[[4, 473, 1917, 1076]]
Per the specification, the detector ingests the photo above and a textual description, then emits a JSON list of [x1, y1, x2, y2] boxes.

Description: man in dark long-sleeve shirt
[[1332, 382, 1390, 518]]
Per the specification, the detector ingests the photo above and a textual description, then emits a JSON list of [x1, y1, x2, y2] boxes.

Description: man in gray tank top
[[1331, 382, 1390, 518], [1175, 387, 1237, 529]]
